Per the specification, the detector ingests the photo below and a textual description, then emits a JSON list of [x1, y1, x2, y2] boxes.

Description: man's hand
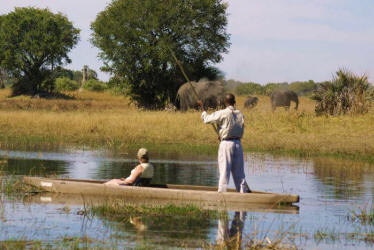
[[197, 100, 205, 111]]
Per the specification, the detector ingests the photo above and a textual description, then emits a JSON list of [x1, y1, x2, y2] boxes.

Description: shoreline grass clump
[[91, 200, 225, 242], [312, 69, 371, 116], [0, 175, 41, 198], [0, 236, 102, 250], [349, 204, 374, 225], [0, 162, 42, 198], [90, 200, 226, 221]]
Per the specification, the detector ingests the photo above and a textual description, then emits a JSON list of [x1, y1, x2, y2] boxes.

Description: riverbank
[[0, 89, 373, 162]]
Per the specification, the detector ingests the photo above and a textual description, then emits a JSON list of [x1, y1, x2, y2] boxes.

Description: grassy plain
[[0, 89, 373, 161]]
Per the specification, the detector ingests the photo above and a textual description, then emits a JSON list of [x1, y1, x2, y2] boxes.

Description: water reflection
[[95, 161, 218, 186], [312, 157, 374, 201], [0, 150, 218, 186], [1, 149, 374, 203], [216, 211, 246, 247], [96, 210, 215, 248], [2, 149, 374, 248], [1, 158, 69, 176]]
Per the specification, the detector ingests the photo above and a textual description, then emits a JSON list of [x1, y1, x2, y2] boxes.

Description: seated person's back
[[105, 148, 153, 186]]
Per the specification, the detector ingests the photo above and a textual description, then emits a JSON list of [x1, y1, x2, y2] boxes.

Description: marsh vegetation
[[0, 89, 373, 162]]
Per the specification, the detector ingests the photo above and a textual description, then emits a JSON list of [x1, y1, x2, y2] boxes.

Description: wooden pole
[[168, 47, 218, 136]]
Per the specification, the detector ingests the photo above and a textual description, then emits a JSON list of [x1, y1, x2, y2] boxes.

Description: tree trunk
[[0, 69, 5, 89]]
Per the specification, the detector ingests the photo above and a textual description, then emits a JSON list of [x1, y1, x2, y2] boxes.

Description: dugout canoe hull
[[23, 192, 299, 214], [23, 177, 299, 208]]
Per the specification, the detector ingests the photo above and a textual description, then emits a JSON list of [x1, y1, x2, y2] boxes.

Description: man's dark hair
[[224, 93, 236, 106]]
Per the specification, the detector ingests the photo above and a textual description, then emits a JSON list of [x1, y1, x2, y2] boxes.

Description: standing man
[[198, 94, 251, 193]]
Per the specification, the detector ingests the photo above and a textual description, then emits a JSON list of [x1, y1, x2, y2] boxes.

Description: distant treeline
[[225, 80, 321, 96]]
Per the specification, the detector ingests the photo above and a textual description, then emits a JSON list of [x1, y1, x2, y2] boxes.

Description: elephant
[[270, 90, 299, 111], [177, 79, 225, 111], [244, 96, 258, 109]]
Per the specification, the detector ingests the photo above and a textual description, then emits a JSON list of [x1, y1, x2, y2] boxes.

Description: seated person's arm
[[122, 165, 143, 184]]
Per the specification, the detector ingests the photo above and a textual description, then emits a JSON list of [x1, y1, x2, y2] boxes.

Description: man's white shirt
[[201, 106, 244, 140]]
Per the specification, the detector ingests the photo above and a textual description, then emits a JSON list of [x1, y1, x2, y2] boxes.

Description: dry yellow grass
[[0, 89, 131, 111], [0, 89, 373, 160]]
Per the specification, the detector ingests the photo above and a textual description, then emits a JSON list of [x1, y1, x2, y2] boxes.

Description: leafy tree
[[263, 82, 288, 96], [91, 0, 230, 109], [0, 68, 6, 88], [235, 82, 264, 96], [0, 8, 80, 96], [55, 77, 79, 91], [288, 80, 316, 96], [83, 79, 107, 92], [55, 66, 98, 82], [55, 67, 75, 80]]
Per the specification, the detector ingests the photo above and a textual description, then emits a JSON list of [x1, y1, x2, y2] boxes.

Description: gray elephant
[[270, 90, 299, 111], [244, 96, 258, 109], [177, 79, 225, 111]]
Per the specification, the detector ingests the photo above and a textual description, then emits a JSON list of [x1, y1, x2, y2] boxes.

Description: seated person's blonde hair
[[137, 148, 149, 162]]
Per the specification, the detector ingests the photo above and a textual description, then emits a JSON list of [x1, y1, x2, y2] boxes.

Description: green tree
[[55, 66, 98, 82], [0, 68, 6, 88], [235, 82, 264, 96], [0, 8, 80, 96], [263, 82, 288, 96], [55, 77, 79, 91], [288, 80, 316, 96], [91, 0, 230, 109]]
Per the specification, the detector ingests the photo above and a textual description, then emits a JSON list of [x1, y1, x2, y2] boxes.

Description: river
[[0, 149, 373, 249]]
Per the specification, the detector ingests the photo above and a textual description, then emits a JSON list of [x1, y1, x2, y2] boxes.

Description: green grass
[[0, 162, 43, 198], [90, 201, 226, 220], [349, 205, 374, 225], [0, 236, 107, 250]]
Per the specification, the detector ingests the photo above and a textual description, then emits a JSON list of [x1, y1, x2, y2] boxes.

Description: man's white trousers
[[218, 139, 249, 192]]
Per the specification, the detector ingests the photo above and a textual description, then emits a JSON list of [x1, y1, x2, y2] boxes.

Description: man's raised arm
[[198, 100, 221, 124]]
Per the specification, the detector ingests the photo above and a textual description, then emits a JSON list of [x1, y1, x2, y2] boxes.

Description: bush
[[55, 77, 79, 91], [235, 82, 264, 95], [83, 79, 107, 92], [312, 69, 370, 116], [263, 82, 288, 96], [288, 80, 317, 96]]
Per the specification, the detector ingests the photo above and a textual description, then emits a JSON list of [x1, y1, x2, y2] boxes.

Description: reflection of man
[[199, 94, 251, 193], [216, 211, 247, 245]]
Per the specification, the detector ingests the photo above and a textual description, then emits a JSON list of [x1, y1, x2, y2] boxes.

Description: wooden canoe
[[23, 177, 299, 209]]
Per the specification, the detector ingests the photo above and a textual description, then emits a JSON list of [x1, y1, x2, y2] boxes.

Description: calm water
[[0, 149, 373, 249]]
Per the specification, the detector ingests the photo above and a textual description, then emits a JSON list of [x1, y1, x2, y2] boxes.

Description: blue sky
[[1, 0, 373, 83]]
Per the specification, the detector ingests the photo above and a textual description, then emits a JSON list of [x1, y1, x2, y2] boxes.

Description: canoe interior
[[51, 178, 268, 194]]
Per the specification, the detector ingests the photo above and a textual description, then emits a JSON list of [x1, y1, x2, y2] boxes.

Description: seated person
[[104, 148, 154, 186]]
